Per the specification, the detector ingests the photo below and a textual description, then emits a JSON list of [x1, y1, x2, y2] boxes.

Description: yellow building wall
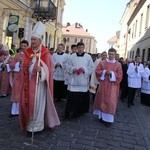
[[0, 0, 64, 50]]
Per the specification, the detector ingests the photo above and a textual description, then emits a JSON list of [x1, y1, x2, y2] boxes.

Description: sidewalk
[[0, 95, 149, 150]]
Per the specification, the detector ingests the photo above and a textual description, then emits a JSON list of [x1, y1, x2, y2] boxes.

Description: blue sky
[[63, 0, 129, 52]]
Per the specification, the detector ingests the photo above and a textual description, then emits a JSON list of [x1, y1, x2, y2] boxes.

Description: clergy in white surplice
[[65, 42, 94, 119], [127, 55, 144, 107], [64, 44, 77, 86], [140, 62, 150, 107], [52, 44, 68, 101]]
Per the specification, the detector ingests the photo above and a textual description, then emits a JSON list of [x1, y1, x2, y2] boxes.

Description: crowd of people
[[0, 21, 150, 136]]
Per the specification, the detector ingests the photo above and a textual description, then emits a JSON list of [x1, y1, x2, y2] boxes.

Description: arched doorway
[[136, 48, 140, 56]]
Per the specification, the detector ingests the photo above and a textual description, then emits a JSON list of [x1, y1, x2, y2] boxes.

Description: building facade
[[62, 23, 97, 54], [119, 0, 150, 62], [107, 31, 120, 51], [0, 0, 65, 49]]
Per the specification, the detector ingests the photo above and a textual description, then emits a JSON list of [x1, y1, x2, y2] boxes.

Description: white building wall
[[63, 35, 97, 54], [127, 0, 150, 61], [119, 0, 141, 58]]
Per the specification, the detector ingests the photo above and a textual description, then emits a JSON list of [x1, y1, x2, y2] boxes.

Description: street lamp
[[32, 0, 57, 22]]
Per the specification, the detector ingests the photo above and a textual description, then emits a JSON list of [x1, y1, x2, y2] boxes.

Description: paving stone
[[112, 136, 123, 142], [123, 138, 137, 145], [70, 143, 83, 149], [75, 139, 93, 146], [121, 142, 134, 149], [134, 145, 148, 150], [0, 96, 149, 150]]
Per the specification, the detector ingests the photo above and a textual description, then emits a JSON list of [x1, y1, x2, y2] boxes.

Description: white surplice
[[52, 52, 68, 81], [127, 62, 144, 88], [89, 58, 101, 94], [141, 67, 150, 94], [66, 53, 94, 92]]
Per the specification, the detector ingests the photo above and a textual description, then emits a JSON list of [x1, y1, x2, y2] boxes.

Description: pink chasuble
[[93, 60, 122, 115], [0, 55, 11, 95], [10, 52, 25, 103]]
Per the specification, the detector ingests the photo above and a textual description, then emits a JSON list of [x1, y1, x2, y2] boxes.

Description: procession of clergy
[[0, 21, 150, 135]]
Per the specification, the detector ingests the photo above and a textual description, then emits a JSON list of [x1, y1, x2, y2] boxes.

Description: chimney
[[67, 22, 70, 27], [75, 22, 78, 28]]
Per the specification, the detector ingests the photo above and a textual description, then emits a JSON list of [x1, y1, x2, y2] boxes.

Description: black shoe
[[71, 113, 82, 119], [26, 131, 42, 137], [121, 98, 126, 102], [128, 103, 130, 107], [99, 118, 103, 123], [9, 114, 19, 118], [130, 102, 135, 106], [56, 98, 62, 102], [61, 115, 70, 120], [0, 95, 7, 98], [104, 122, 111, 127], [26, 131, 32, 137]]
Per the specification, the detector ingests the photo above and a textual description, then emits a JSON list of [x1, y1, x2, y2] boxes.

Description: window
[[136, 48, 140, 56], [124, 34, 126, 44], [145, 5, 150, 29], [132, 24, 135, 39], [63, 37, 66, 43], [66, 46, 69, 51], [148, 48, 150, 61], [67, 38, 70, 42], [135, 20, 137, 37], [128, 28, 131, 41], [132, 51, 134, 59], [139, 13, 143, 36], [80, 39, 83, 42], [142, 49, 145, 62], [74, 38, 77, 43], [130, 51, 132, 59]]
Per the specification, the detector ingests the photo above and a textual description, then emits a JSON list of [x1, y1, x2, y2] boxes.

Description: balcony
[[32, 0, 57, 22]]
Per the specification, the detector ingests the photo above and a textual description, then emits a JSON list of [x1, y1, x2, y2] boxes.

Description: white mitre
[[32, 21, 46, 39]]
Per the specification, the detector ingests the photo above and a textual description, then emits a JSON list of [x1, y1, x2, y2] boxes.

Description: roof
[[107, 35, 118, 43], [62, 24, 91, 37]]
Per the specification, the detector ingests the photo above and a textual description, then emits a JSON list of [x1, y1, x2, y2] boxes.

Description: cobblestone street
[[0, 95, 150, 150]]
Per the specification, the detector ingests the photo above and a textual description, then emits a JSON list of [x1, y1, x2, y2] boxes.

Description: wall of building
[[127, 0, 150, 62], [119, 0, 150, 61], [63, 35, 97, 54], [0, 0, 65, 50]]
